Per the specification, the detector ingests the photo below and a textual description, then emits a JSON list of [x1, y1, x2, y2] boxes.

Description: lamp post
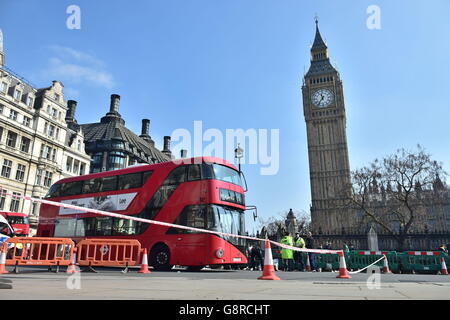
[[234, 143, 243, 173]]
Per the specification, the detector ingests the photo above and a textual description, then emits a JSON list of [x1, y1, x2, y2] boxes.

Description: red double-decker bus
[[37, 157, 249, 270]]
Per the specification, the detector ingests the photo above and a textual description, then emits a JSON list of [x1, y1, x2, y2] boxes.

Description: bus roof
[[54, 156, 238, 185]]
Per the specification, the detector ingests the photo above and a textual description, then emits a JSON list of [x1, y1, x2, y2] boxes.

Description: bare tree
[[257, 209, 311, 239], [347, 145, 448, 250]]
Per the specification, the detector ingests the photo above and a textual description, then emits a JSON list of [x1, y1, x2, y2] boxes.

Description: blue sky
[[1, 0, 449, 234]]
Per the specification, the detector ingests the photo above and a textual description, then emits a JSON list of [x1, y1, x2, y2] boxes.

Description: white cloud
[[44, 46, 115, 89]]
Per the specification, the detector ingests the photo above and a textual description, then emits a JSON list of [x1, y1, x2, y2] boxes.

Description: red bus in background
[[37, 157, 249, 270], [0, 212, 30, 236]]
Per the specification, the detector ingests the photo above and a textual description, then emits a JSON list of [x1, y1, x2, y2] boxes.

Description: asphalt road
[[1, 266, 450, 300]]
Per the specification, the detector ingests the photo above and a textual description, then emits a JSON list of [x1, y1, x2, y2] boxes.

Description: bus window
[[95, 217, 112, 236], [187, 165, 201, 181], [118, 172, 143, 190], [45, 183, 61, 198], [201, 163, 214, 180], [83, 178, 101, 194], [112, 218, 139, 236], [60, 181, 83, 196], [100, 176, 118, 192], [142, 170, 153, 185], [163, 166, 186, 186]]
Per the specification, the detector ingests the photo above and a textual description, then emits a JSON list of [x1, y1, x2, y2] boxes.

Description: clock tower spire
[[302, 19, 352, 234]]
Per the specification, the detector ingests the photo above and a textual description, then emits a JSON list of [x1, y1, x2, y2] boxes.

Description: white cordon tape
[[348, 256, 386, 274], [2, 192, 345, 256]]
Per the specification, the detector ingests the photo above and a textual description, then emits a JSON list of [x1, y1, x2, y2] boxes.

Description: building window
[[22, 116, 31, 127], [26, 96, 34, 107], [80, 163, 86, 175], [6, 131, 18, 148], [35, 169, 43, 185], [46, 105, 51, 114], [77, 140, 81, 151], [44, 122, 48, 134], [66, 156, 73, 172], [44, 171, 53, 187], [0, 104, 4, 114], [48, 124, 55, 137], [55, 128, 60, 140], [0, 82, 7, 93], [108, 151, 125, 170], [40, 144, 52, 160], [54, 93, 60, 102], [73, 160, 80, 174], [51, 108, 58, 118], [1, 159, 13, 178], [9, 109, 18, 121], [0, 189, 6, 210], [15, 164, 26, 182], [10, 192, 21, 212], [14, 89, 22, 101], [51, 148, 56, 162]]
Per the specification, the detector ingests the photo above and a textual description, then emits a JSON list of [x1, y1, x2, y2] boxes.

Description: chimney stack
[[66, 100, 77, 122], [163, 136, 171, 152], [141, 119, 150, 136], [109, 94, 120, 113]]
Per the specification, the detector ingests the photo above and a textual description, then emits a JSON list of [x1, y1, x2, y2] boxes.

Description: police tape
[[348, 256, 386, 274], [1, 191, 344, 255]]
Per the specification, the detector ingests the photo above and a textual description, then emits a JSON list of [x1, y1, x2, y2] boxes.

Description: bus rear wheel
[[150, 244, 173, 271]]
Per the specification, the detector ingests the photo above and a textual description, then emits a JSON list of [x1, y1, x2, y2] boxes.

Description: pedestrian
[[251, 243, 263, 271], [438, 244, 448, 255], [343, 242, 349, 253], [246, 244, 254, 270], [280, 231, 294, 271], [294, 232, 306, 271], [349, 243, 355, 251], [305, 231, 316, 272]]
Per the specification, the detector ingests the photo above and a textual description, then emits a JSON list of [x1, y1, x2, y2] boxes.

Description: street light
[[234, 143, 243, 173]]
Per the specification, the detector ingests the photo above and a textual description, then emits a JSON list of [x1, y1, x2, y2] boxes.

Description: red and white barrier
[[407, 251, 441, 256], [358, 251, 389, 256]]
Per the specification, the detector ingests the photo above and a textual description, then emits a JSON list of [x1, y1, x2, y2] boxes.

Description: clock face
[[312, 89, 334, 108]]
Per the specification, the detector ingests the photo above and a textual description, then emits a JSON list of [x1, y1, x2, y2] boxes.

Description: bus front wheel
[[150, 244, 173, 271]]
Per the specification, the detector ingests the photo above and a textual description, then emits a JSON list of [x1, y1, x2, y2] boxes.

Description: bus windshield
[[212, 164, 244, 188]]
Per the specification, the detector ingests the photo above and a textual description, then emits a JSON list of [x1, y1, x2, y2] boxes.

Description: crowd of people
[[244, 232, 449, 272], [245, 231, 356, 272]]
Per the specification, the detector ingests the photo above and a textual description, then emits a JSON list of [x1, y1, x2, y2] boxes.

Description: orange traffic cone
[[0, 246, 8, 274], [66, 252, 79, 274], [336, 251, 351, 279], [440, 258, 448, 275], [258, 240, 280, 280], [138, 249, 151, 274], [382, 255, 392, 274], [305, 253, 311, 272]]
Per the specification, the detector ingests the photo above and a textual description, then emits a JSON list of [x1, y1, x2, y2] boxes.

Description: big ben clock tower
[[302, 19, 352, 234]]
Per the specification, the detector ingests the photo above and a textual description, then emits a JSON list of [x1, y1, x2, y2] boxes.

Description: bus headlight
[[215, 248, 224, 259]]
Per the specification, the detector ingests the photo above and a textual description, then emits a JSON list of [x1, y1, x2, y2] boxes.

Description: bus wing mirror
[[246, 206, 257, 222]]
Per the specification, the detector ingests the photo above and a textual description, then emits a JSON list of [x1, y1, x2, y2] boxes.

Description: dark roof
[[81, 118, 170, 163], [311, 21, 327, 51], [306, 59, 337, 77]]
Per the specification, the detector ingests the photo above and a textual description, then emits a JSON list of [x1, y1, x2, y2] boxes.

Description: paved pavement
[[1, 266, 450, 300]]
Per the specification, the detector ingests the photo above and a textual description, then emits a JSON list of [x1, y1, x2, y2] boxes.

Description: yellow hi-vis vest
[[295, 237, 305, 248], [281, 236, 294, 259]]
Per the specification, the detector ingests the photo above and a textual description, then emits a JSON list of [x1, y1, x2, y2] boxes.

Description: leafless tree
[[346, 145, 448, 250], [257, 209, 311, 239]]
